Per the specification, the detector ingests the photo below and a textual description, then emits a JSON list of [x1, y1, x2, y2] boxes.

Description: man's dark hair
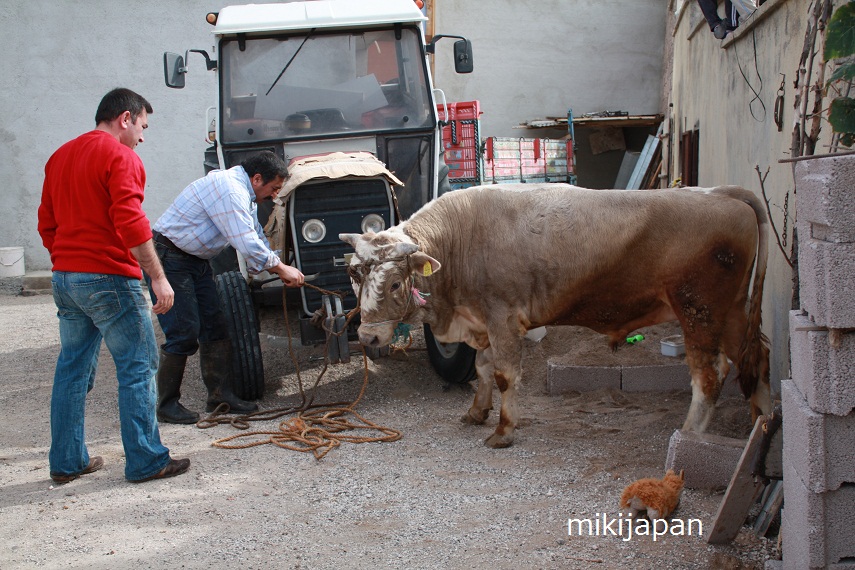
[[242, 151, 288, 183], [95, 88, 153, 125]]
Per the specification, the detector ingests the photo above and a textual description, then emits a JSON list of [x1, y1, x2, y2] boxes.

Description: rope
[[197, 280, 402, 459]]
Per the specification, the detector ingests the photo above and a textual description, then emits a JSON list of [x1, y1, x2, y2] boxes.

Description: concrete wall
[[0, 0, 667, 275], [667, 0, 818, 388], [433, 0, 666, 137], [0, 0, 222, 272]]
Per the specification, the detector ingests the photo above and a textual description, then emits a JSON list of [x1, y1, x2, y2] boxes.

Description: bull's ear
[[340, 233, 361, 247], [410, 251, 441, 277]]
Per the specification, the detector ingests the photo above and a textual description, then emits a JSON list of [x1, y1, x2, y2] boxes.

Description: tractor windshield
[[219, 27, 434, 144]]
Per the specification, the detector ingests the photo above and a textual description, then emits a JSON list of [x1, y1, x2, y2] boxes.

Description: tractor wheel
[[215, 270, 264, 401], [424, 323, 476, 385]]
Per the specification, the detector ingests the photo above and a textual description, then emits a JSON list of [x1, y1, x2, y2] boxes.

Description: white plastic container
[[0, 247, 25, 278], [660, 335, 686, 357]]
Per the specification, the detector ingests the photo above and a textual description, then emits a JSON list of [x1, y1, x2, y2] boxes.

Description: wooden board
[[705, 415, 768, 544]]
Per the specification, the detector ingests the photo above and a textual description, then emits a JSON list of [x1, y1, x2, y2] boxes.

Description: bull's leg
[[682, 348, 723, 432], [461, 348, 494, 425], [484, 322, 523, 448]]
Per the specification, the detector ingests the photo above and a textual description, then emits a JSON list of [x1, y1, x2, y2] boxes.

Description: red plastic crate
[[437, 101, 482, 185]]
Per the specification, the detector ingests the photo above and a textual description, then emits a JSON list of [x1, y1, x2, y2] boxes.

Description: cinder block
[[782, 379, 855, 493], [789, 310, 855, 416], [782, 461, 855, 570], [619, 363, 742, 395], [664, 429, 745, 489], [546, 360, 620, 394], [798, 237, 855, 329], [620, 363, 690, 392], [794, 154, 855, 243]]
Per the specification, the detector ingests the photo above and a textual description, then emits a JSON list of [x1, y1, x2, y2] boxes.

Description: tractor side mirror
[[453, 39, 474, 74], [163, 52, 186, 89]]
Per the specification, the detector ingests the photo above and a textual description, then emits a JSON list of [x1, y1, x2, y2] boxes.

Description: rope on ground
[[195, 281, 403, 459]]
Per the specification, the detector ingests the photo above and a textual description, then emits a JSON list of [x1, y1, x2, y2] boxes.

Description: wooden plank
[[705, 415, 768, 544], [753, 480, 784, 537]]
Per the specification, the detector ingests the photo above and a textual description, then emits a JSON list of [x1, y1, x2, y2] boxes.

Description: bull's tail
[[714, 186, 771, 399]]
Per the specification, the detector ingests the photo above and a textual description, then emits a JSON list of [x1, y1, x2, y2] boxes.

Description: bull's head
[[340, 231, 440, 347]]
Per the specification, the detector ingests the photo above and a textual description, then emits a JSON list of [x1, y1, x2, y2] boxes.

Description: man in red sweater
[[38, 88, 189, 483]]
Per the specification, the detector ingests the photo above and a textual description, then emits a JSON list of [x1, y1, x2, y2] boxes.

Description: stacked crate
[[437, 100, 482, 189], [483, 136, 574, 184], [783, 154, 855, 569]]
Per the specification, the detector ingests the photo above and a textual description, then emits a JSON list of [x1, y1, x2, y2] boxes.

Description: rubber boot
[[156, 351, 200, 424], [200, 339, 258, 414]]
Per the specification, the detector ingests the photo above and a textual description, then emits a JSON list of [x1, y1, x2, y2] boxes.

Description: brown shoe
[[133, 458, 190, 483], [50, 456, 104, 484]]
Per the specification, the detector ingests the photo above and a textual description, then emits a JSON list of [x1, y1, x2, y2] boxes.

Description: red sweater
[[38, 130, 153, 280]]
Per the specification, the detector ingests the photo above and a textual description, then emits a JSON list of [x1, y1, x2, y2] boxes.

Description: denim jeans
[[50, 272, 171, 481], [146, 244, 228, 356]]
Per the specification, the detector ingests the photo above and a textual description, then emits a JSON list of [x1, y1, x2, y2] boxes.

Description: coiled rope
[[196, 281, 403, 460]]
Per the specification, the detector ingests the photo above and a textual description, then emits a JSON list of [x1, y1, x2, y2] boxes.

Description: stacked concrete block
[[782, 155, 855, 569], [789, 310, 855, 417]]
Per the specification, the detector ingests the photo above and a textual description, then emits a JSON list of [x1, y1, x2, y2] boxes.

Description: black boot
[[200, 339, 258, 414], [156, 351, 200, 424]]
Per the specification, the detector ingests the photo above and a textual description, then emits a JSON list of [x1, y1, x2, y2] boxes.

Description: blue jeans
[[50, 272, 171, 481], [146, 245, 228, 356]]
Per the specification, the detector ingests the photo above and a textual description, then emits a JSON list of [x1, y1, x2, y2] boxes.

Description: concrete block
[[664, 429, 745, 489], [620, 363, 690, 392], [794, 154, 855, 243], [546, 360, 620, 394], [782, 461, 855, 570], [619, 363, 742, 396], [782, 379, 855, 493], [789, 310, 855, 416], [798, 237, 855, 329]]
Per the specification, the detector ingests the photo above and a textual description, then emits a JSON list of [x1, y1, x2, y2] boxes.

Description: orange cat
[[620, 469, 685, 520]]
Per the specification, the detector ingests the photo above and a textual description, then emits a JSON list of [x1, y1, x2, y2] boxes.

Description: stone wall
[[782, 154, 855, 569]]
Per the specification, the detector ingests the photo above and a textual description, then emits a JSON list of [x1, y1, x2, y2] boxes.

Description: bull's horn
[[339, 233, 361, 247], [390, 242, 420, 257]]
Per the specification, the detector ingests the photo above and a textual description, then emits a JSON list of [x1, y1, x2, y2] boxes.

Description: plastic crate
[[483, 137, 574, 184], [437, 101, 483, 186]]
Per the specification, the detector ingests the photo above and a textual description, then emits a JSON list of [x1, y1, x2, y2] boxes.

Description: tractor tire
[[215, 270, 264, 401], [424, 323, 476, 385]]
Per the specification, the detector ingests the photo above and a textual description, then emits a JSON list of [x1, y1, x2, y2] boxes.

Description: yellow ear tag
[[423, 263, 432, 277]]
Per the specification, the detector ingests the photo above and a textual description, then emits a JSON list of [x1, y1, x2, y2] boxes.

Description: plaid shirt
[[153, 165, 280, 274]]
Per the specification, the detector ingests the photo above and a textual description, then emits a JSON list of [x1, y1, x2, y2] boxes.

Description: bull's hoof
[[485, 433, 514, 448], [460, 409, 488, 425]]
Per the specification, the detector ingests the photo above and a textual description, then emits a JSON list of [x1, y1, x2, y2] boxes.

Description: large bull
[[340, 183, 771, 448]]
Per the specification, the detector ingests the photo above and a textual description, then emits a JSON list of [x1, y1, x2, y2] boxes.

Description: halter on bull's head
[[340, 231, 441, 348]]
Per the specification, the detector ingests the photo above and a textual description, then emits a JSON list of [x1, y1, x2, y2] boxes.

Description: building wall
[[0, 0, 222, 272], [432, 0, 666, 138], [667, 0, 824, 388]]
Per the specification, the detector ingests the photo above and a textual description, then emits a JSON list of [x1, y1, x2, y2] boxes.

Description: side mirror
[[453, 39, 474, 74], [163, 52, 186, 89]]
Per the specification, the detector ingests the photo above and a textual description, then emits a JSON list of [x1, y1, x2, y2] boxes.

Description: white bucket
[[0, 247, 25, 278]]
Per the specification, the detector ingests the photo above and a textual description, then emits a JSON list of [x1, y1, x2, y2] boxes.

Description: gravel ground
[[0, 292, 779, 569]]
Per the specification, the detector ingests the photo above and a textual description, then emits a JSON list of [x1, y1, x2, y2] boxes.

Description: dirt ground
[[0, 292, 780, 569]]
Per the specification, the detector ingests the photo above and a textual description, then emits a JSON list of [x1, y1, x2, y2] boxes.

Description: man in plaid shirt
[[148, 151, 304, 424]]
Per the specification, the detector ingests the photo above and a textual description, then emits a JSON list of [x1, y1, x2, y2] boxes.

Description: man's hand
[[149, 275, 175, 314], [131, 239, 174, 313], [271, 262, 305, 287]]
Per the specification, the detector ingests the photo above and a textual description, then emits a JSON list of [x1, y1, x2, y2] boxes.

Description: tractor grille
[[289, 178, 393, 315]]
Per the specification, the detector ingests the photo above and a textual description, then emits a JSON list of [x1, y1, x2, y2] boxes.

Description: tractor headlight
[[361, 213, 386, 234], [301, 219, 326, 243]]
